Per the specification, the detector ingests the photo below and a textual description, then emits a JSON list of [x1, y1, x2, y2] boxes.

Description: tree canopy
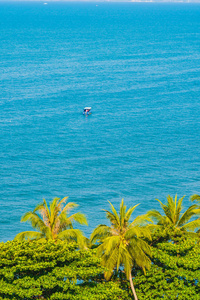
[[0, 240, 129, 300], [134, 234, 200, 299], [1, 195, 200, 299]]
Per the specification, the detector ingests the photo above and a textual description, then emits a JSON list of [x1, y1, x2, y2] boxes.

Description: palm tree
[[90, 199, 152, 300], [15, 197, 88, 248], [147, 195, 200, 234]]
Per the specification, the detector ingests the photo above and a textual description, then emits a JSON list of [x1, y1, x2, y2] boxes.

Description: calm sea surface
[[1, 2, 200, 242]]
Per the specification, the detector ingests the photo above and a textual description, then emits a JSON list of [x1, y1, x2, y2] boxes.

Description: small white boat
[[83, 107, 92, 115]]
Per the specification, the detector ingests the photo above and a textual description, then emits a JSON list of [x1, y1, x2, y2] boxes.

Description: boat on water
[[83, 107, 92, 115]]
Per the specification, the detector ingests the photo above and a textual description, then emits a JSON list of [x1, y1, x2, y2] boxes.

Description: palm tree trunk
[[129, 271, 138, 300]]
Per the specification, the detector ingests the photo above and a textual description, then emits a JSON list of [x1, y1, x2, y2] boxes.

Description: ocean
[[1, 2, 200, 242]]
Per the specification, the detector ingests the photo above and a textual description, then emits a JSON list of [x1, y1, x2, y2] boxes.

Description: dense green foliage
[[1, 236, 199, 299], [134, 233, 200, 299], [0, 241, 129, 300], [1, 194, 200, 299]]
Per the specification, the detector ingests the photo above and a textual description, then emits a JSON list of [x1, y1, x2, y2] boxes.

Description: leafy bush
[[0, 240, 128, 299], [134, 236, 200, 299]]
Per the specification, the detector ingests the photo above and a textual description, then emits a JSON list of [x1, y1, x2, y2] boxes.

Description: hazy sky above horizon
[[0, 0, 199, 3], [1, 0, 200, 2], [1, 0, 200, 4]]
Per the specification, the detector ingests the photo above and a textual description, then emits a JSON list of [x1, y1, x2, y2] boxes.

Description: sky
[[2, 0, 200, 2]]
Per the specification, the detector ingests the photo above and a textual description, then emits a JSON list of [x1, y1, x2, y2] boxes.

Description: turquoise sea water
[[1, 2, 200, 242]]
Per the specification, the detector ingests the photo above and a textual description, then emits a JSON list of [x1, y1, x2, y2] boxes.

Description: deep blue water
[[1, 2, 200, 242]]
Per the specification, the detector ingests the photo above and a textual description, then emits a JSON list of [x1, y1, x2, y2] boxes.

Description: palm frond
[[177, 204, 199, 227], [146, 223, 160, 232], [119, 199, 126, 228], [191, 194, 200, 203], [130, 238, 151, 257], [42, 198, 51, 221], [34, 199, 51, 229], [14, 231, 44, 241], [129, 213, 152, 227], [58, 229, 87, 249], [120, 247, 132, 280], [57, 212, 88, 234], [97, 235, 120, 257], [125, 226, 152, 241], [90, 225, 111, 244], [56, 213, 70, 231], [52, 197, 69, 222], [105, 201, 120, 226], [97, 236, 122, 280], [33, 202, 45, 213], [102, 247, 119, 279], [104, 269, 114, 281], [103, 211, 118, 227], [125, 204, 140, 223], [21, 212, 47, 234], [147, 210, 165, 224], [129, 243, 151, 274], [62, 201, 78, 213], [50, 197, 70, 232], [67, 212, 88, 226], [57, 196, 69, 209], [175, 196, 184, 224], [181, 219, 200, 232], [50, 197, 60, 222], [161, 196, 175, 223]]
